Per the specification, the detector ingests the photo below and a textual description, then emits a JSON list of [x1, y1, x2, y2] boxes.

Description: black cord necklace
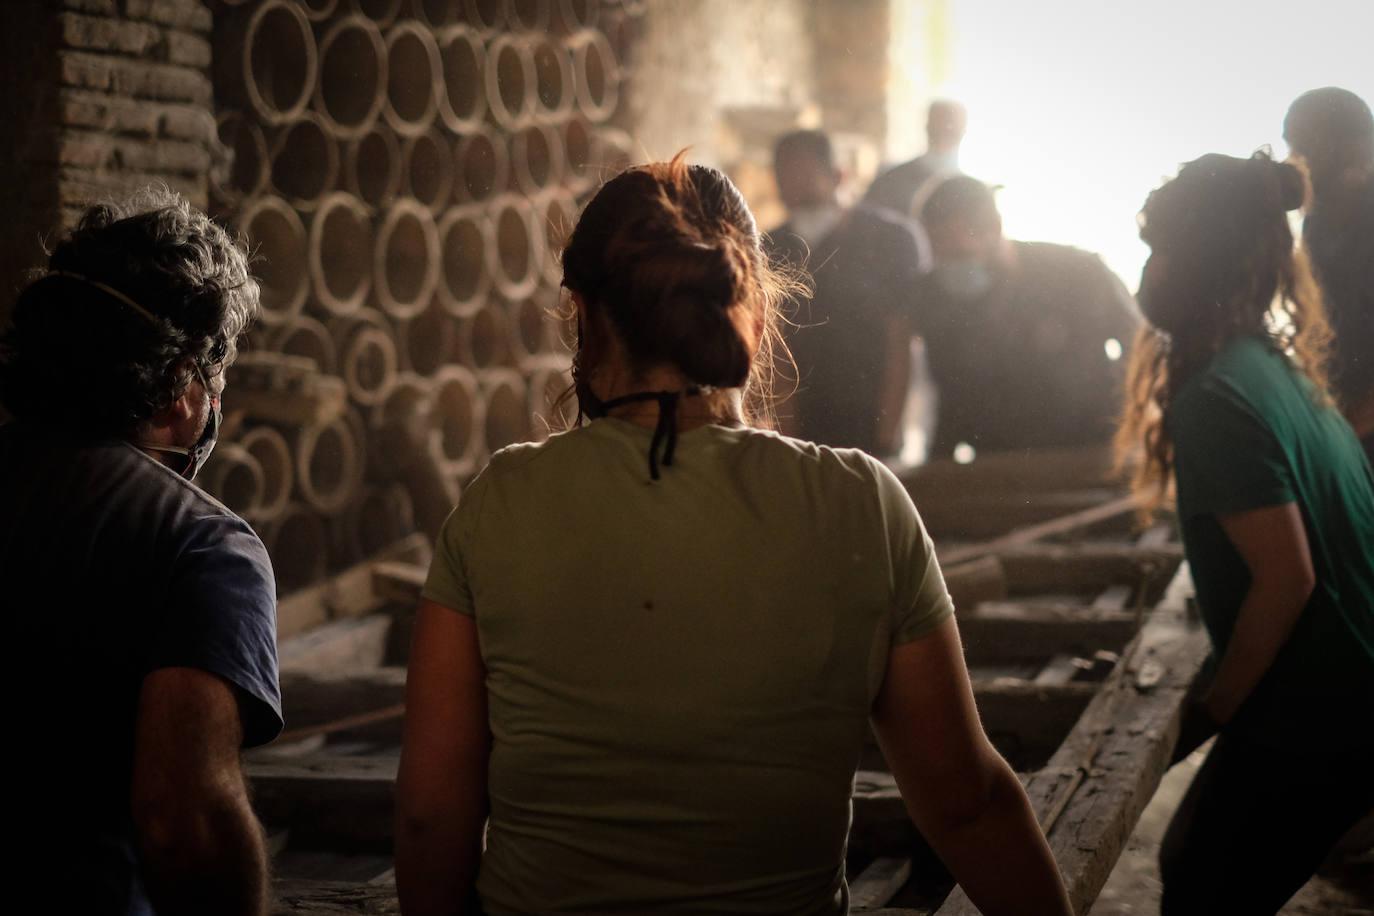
[[598, 386, 704, 480]]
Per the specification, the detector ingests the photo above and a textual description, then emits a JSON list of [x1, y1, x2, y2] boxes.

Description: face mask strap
[[47, 270, 160, 325], [597, 386, 703, 481]]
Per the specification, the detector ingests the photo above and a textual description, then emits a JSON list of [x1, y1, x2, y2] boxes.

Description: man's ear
[[153, 365, 200, 426], [148, 389, 195, 430]]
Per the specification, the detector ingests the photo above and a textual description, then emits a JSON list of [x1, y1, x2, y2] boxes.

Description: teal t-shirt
[[1169, 335, 1374, 751], [423, 418, 954, 915]]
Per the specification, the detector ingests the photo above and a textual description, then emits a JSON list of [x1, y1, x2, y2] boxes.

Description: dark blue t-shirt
[[0, 422, 282, 914]]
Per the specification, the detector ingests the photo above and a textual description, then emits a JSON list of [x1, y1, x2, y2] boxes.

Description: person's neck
[[590, 365, 743, 431], [133, 423, 179, 466]]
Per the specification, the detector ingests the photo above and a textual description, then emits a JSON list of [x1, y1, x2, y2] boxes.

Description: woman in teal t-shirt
[[1118, 150, 1374, 914]]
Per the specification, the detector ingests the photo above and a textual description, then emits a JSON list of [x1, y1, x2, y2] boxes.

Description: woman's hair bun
[[670, 241, 737, 311]]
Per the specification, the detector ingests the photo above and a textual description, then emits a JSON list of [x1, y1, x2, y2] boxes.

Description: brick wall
[[0, 0, 217, 316]]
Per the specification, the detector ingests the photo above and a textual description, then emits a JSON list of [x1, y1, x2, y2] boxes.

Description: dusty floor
[[1091, 742, 1374, 915]]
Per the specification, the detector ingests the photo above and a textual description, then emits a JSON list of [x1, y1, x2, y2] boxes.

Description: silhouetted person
[[915, 175, 1139, 459], [864, 99, 967, 219], [0, 188, 280, 915], [765, 129, 932, 457], [1118, 148, 1374, 916], [1284, 86, 1374, 462]]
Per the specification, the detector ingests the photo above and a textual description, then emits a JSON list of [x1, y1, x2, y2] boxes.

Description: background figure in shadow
[[864, 99, 968, 220], [915, 175, 1139, 460], [765, 128, 934, 459], [1284, 86, 1374, 465]]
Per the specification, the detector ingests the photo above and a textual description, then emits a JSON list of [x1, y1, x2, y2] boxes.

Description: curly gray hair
[[0, 185, 260, 439]]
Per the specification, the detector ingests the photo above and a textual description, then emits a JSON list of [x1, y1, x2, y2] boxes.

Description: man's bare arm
[[130, 667, 269, 916]]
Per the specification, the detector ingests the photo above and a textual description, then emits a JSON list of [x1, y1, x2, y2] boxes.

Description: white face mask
[[924, 150, 959, 173], [930, 259, 996, 301], [787, 205, 843, 248]]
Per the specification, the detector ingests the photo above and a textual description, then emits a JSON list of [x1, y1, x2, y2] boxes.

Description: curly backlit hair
[[0, 186, 259, 440], [1114, 150, 1334, 513], [556, 152, 804, 428]]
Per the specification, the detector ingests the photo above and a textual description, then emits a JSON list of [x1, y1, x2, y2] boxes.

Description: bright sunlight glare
[[927, 0, 1374, 292]]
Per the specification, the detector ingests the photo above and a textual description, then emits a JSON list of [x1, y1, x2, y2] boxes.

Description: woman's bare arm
[[871, 616, 1072, 916], [1204, 502, 1316, 723], [395, 599, 491, 916]]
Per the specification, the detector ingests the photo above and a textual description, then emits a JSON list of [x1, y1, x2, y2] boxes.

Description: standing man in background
[[864, 99, 968, 219], [766, 129, 933, 458], [1284, 86, 1374, 464], [0, 188, 282, 915]]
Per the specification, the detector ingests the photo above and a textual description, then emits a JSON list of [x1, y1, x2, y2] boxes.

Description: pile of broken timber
[[252, 450, 1213, 915]]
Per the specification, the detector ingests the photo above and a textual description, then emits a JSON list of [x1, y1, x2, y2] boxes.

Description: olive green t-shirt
[[1169, 335, 1374, 751], [423, 418, 954, 915]]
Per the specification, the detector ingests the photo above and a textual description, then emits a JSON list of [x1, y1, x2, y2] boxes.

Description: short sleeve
[[422, 472, 490, 616], [872, 461, 955, 643], [158, 517, 283, 747], [1170, 384, 1296, 517]]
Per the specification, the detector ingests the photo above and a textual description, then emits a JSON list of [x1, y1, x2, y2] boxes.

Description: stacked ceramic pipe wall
[[205, 0, 640, 593]]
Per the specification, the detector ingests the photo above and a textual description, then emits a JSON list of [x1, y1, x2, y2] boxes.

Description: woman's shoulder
[[723, 427, 905, 496], [1177, 336, 1287, 405]]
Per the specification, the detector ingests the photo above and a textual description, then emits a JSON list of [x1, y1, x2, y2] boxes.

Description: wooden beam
[[850, 856, 913, 911], [935, 562, 1211, 915], [936, 495, 1140, 566], [371, 561, 426, 606], [248, 754, 398, 851], [941, 555, 1007, 612], [279, 615, 393, 673], [277, 533, 431, 639], [859, 680, 1095, 774], [997, 543, 1182, 601], [271, 878, 399, 915], [276, 666, 407, 744], [957, 602, 1141, 666]]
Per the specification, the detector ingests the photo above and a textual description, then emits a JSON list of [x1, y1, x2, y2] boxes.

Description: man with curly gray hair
[[0, 187, 280, 915]]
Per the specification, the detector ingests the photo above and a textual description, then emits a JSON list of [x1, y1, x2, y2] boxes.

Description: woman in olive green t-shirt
[[394, 156, 1071, 916], [1118, 150, 1374, 914]]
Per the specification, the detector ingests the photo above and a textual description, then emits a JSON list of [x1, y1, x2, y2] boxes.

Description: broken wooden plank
[[248, 754, 398, 851], [276, 666, 407, 738], [860, 680, 1097, 773], [272, 878, 399, 915], [371, 561, 427, 606], [942, 554, 1008, 611], [851, 856, 913, 911], [1034, 654, 1085, 686], [273, 670, 406, 747], [277, 533, 431, 639], [996, 543, 1181, 600], [957, 602, 1140, 666], [920, 490, 1128, 543], [935, 562, 1211, 915], [937, 495, 1140, 567], [904, 445, 1117, 496], [272, 850, 395, 885], [279, 614, 393, 673]]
